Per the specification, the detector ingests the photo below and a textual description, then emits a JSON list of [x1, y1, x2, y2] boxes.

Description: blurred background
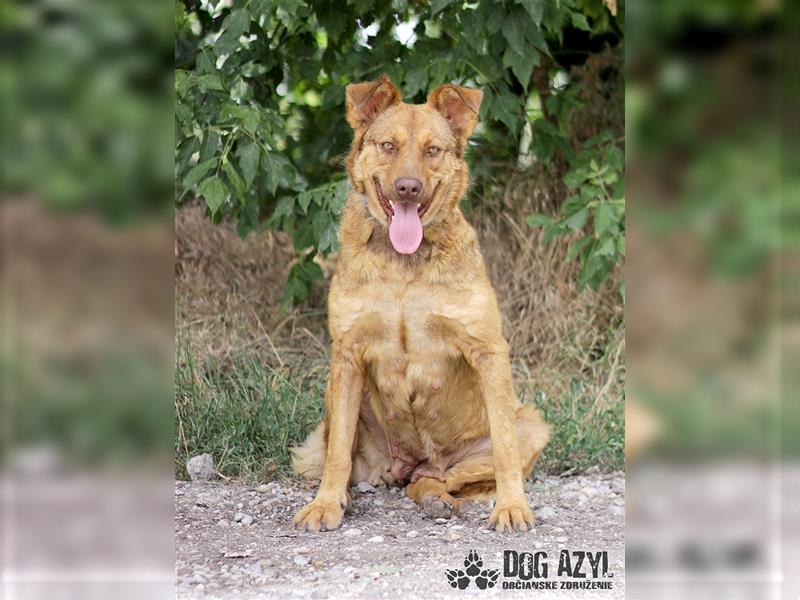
[[1, 1, 175, 598], [1, 1, 796, 600], [625, 1, 797, 599]]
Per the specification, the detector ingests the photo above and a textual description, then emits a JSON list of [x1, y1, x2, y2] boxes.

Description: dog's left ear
[[427, 84, 483, 146]]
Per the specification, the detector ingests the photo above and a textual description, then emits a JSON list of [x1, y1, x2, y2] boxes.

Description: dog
[[291, 75, 549, 533]]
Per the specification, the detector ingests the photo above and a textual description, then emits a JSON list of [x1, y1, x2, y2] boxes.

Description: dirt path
[[176, 471, 625, 599]]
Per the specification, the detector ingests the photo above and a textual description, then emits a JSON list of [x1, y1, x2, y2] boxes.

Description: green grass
[[175, 350, 325, 481], [522, 382, 624, 474], [175, 349, 625, 482]]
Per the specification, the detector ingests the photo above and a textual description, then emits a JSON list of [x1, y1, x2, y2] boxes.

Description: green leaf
[[199, 176, 228, 214], [503, 13, 526, 56], [503, 47, 537, 93], [183, 159, 216, 190], [298, 192, 312, 214], [517, 0, 544, 24], [525, 213, 553, 228], [223, 161, 246, 203], [236, 139, 260, 187], [563, 167, 588, 189], [595, 236, 617, 257], [567, 235, 593, 261], [319, 221, 339, 253], [404, 67, 428, 98], [571, 12, 591, 31], [563, 207, 589, 230], [196, 74, 224, 93], [214, 8, 251, 57], [430, 0, 454, 17], [594, 202, 617, 236], [270, 196, 295, 226]]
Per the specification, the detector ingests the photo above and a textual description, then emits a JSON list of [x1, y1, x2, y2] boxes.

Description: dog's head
[[345, 75, 483, 255]]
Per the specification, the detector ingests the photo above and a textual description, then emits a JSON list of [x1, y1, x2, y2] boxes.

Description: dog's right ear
[[345, 75, 401, 131]]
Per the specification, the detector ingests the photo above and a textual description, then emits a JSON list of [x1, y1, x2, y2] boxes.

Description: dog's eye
[[380, 141, 395, 153], [426, 146, 441, 157]]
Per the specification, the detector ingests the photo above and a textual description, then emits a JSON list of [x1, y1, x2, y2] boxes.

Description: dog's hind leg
[[405, 477, 462, 520], [444, 405, 550, 503]]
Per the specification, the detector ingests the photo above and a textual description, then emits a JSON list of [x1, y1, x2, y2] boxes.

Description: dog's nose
[[394, 178, 422, 201]]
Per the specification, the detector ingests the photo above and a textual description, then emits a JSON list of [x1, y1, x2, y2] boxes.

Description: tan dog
[[291, 75, 549, 533]]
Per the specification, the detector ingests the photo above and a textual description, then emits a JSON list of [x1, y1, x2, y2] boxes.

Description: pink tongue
[[389, 202, 423, 254]]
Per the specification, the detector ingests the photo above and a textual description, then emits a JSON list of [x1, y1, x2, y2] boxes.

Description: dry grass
[[175, 202, 330, 374]]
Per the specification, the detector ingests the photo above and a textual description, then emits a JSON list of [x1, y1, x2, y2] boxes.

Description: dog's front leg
[[432, 315, 534, 532], [473, 347, 535, 532], [294, 339, 365, 532]]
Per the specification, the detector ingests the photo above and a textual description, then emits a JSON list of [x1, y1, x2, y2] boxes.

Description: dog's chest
[[363, 290, 454, 397]]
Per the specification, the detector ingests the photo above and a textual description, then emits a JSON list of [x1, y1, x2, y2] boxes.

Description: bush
[[175, 0, 625, 307]]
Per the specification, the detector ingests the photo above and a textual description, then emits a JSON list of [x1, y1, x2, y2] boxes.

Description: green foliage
[[175, 0, 623, 307], [4, 2, 174, 221], [526, 133, 625, 293], [527, 382, 624, 474]]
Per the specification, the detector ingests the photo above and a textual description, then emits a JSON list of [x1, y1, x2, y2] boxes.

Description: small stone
[[186, 454, 215, 481], [406, 531, 419, 538], [295, 546, 310, 554], [256, 484, 271, 493], [343, 528, 362, 537], [368, 535, 384, 543], [234, 512, 254, 525], [400, 501, 415, 510], [434, 518, 448, 524], [217, 519, 229, 527], [450, 533, 461, 541], [610, 479, 625, 493], [555, 536, 568, 544], [357, 481, 377, 494], [294, 555, 310, 567], [373, 497, 385, 506], [537, 506, 556, 521]]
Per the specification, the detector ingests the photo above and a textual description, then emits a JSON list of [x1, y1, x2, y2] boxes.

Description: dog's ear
[[345, 75, 402, 131], [427, 84, 483, 146]]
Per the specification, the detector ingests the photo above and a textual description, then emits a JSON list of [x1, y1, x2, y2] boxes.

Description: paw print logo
[[445, 569, 470, 590], [445, 550, 499, 590], [475, 569, 499, 589]]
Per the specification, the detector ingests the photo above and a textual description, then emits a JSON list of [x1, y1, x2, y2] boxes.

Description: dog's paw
[[474, 568, 499, 589], [445, 569, 470, 590], [293, 496, 346, 532], [464, 549, 483, 577], [422, 495, 455, 520], [488, 498, 535, 532]]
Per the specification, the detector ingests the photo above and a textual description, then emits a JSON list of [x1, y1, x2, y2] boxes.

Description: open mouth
[[373, 177, 431, 222], [373, 176, 430, 255]]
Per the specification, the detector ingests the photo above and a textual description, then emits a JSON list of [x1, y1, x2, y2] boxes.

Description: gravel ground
[[176, 471, 625, 599]]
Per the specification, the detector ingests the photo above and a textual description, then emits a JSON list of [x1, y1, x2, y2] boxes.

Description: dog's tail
[[290, 420, 326, 480]]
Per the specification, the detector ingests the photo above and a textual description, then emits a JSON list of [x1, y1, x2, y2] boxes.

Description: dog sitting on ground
[[292, 75, 549, 533]]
